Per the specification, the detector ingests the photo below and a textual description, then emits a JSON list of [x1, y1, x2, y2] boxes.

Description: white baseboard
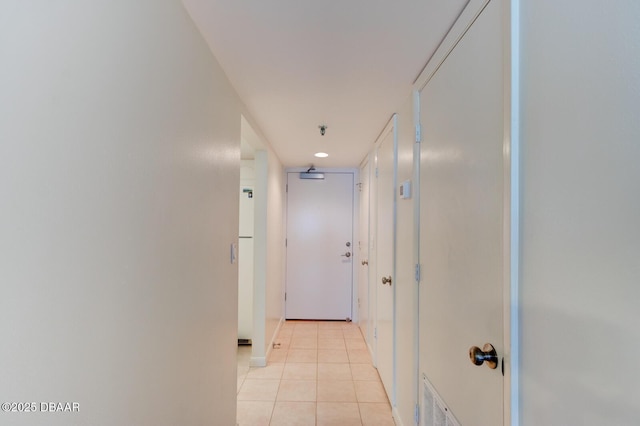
[[367, 342, 376, 368], [249, 356, 266, 367], [271, 317, 284, 344], [250, 317, 285, 368], [392, 406, 406, 426]]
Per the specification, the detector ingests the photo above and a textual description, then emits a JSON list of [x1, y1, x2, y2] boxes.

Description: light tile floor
[[237, 321, 395, 426]]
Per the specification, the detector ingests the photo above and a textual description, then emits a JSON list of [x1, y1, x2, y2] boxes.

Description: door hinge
[[374, 327, 377, 339], [285, 238, 287, 247], [415, 264, 421, 283], [375, 167, 379, 178], [415, 404, 420, 425], [286, 184, 288, 192], [415, 124, 422, 143], [285, 292, 287, 301]]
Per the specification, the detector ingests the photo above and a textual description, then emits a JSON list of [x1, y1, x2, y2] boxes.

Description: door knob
[[381, 276, 392, 285], [469, 343, 498, 369], [361, 260, 369, 265], [341, 252, 351, 258]]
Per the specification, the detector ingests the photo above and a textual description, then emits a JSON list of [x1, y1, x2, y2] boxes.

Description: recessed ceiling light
[[314, 152, 329, 158]]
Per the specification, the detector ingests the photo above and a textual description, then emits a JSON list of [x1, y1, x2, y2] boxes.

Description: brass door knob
[[381, 276, 392, 285], [469, 343, 498, 369]]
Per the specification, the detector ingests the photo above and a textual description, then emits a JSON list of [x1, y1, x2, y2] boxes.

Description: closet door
[[376, 118, 397, 403], [419, 1, 506, 425]]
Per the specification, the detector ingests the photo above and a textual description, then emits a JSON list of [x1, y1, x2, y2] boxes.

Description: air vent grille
[[422, 374, 461, 426]]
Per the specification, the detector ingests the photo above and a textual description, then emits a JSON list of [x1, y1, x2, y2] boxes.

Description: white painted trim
[[368, 120, 395, 371], [501, 0, 519, 423], [359, 153, 370, 171], [414, 0, 491, 91], [369, 152, 378, 368], [371, 114, 398, 407], [412, 89, 422, 426], [251, 150, 269, 365], [392, 114, 399, 408], [367, 341, 376, 368], [352, 168, 361, 324], [373, 120, 395, 152], [392, 406, 406, 426], [507, 0, 520, 424], [358, 156, 373, 345], [501, 0, 514, 421], [249, 356, 266, 368]]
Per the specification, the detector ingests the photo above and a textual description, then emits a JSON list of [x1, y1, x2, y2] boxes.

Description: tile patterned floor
[[237, 321, 395, 426]]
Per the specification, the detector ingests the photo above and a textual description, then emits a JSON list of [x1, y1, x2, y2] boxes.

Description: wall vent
[[422, 374, 461, 426]]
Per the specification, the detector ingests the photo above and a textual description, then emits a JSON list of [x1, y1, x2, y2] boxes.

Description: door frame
[[359, 155, 377, 362], [357, 158, 373, 349], [412, 0, 519, 423], [372, 115, 398, 406], [283, 167, 360, 322]]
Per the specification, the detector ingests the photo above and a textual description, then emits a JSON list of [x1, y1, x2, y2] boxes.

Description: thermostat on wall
[[399, 180, 412, 199]]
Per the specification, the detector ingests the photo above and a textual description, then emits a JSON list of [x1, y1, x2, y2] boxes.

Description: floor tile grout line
[[240, 321, 388, 425]]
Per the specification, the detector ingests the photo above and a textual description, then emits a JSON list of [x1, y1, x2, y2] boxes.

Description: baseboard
[[272, 317, 284, 344], [249, 356, 266, 367], [367, 341, 376, 368], [392, 406, 407, 426], [250, 317, 285, 368]]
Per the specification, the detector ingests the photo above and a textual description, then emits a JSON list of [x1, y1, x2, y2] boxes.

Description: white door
[[376, 119, 396, 402], [419, 1, 505, 425], [358, 160, 371, 341], [285, 172, 354, 320]]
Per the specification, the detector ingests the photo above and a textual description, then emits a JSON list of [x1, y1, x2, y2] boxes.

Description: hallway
[[4, 1, 639, 425], [236, 321, 394, 426]]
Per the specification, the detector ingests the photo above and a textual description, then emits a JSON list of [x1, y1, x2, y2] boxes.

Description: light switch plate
[[399, 180, 412, 199], [231, 243, 237, 264]]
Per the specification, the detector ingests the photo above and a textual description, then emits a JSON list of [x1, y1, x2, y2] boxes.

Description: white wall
[[238, 116, 287, 366], [264, 151, 286, 355], [251, 149, 286, 366], [519, 1, 640, 424], [0, 1, 252, 424], [238, 161, 255, 340]]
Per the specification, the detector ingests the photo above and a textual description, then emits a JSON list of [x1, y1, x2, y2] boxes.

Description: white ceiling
[[182, 0, 467, 168]]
